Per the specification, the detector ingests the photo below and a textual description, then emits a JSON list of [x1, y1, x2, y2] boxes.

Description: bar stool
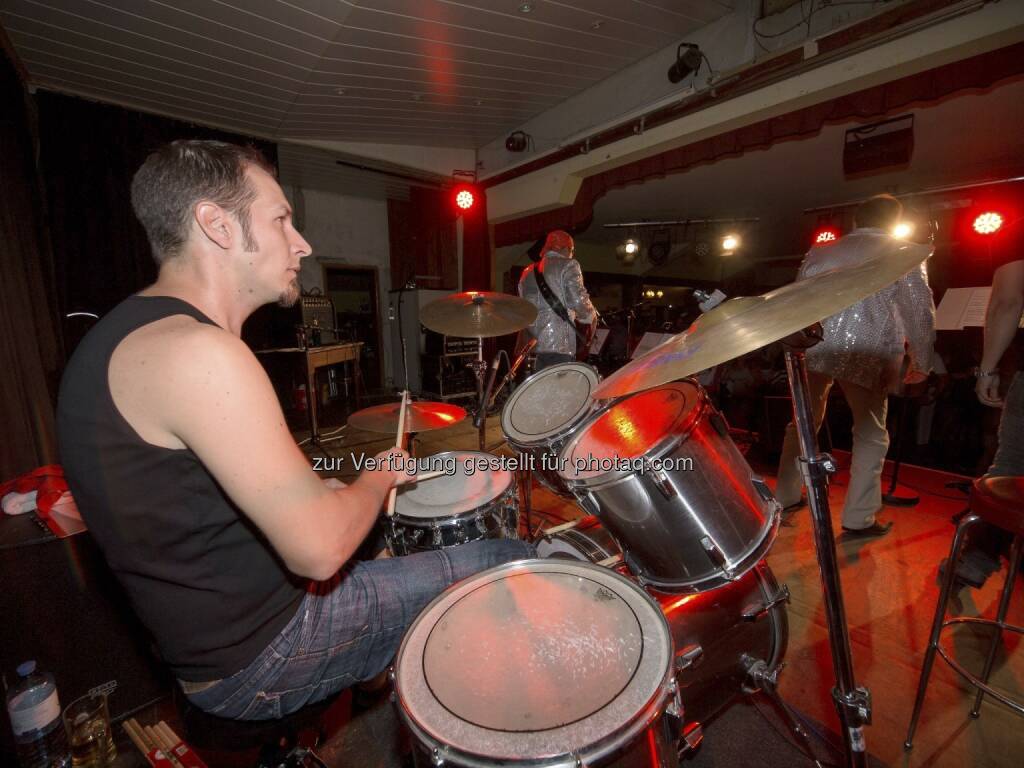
[[904, 476, 1024, 750]]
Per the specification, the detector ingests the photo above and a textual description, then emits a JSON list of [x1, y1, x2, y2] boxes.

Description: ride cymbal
[[593, 241, 933, 399], [420, 291, 537, 338]]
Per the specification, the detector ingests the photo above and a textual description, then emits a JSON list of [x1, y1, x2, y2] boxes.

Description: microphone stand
[[783, 327, 871, 768]]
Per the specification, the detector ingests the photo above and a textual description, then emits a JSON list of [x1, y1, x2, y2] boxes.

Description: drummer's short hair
[[131, 140, 275, 264], [854, 194, 903, 230]]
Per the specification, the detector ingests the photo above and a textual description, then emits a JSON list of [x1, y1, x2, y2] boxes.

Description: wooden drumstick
[[385, 390, 409, 517]]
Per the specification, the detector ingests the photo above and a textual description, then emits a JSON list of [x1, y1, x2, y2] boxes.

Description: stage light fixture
[[668, 43, 703, 84], [644, 289, 655, 299], [814, 228, 839, 245], [624, 238, 640, 255], [973, 211, 1004, 236], [656, 290, 664, 299], [452, 184, 476, 212], [721, 234, 739, 252], [892, 222, 914, 239]]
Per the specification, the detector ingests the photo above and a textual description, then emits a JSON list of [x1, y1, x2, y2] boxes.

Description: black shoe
[[840, 521, 893, 540]]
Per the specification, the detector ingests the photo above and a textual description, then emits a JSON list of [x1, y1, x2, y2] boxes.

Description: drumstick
[[146, 725, 185, 768], [124, 719, 175, 767], [385, 390, 410, 517], [156, 722, 209, 768], [539, 519, 581, 537], [406, 469, 445, 484]]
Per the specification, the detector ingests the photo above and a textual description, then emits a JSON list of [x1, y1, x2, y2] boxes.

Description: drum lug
[[674, 643, 704, 672], [742, 584, 791, 621], [430, 746, 446, 767], [409, 528, 424, 545], [455, 523, 467, 544], [647, 466, 677, 500], [700, 536, 734, 579], [431, 525, 443, 547], [475, 514, 488, 535]]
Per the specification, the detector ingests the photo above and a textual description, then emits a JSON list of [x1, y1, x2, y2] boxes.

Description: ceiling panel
[[2, 0, 734, 159]]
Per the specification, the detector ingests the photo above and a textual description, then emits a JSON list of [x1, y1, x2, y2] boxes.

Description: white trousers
[[775, 371, 889, 530]]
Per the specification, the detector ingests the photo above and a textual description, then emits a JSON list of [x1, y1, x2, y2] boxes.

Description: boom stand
[[784, 344, 872, 768]]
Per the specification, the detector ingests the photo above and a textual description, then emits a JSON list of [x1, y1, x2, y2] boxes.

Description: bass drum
[[534, 516, 788, 728]]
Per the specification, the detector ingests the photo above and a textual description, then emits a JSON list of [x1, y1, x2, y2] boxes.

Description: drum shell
[[655, 563, 787, 726], [562, 386, 780, 591]]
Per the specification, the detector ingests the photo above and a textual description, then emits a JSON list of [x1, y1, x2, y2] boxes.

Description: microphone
[[474, 353, 502, 428]]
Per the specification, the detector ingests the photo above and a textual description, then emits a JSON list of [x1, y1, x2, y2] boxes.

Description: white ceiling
[[1, 0, 734, 149]]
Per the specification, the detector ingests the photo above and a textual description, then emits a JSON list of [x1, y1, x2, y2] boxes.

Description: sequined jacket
[[798, 228, 935, 391], [518, 253, 597, 355]]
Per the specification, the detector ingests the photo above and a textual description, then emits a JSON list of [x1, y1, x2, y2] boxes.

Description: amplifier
[[299, 294, 336, 344], [424, 330, 480, 356], [421, 354, 478, 399]]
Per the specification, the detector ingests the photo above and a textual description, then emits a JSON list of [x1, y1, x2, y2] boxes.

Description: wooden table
[[257, 342, 363, 445]]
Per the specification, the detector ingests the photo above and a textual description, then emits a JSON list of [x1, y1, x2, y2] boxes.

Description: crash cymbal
[[593, 240, 933, 399], [420, 291, 537, 338], [347, 400, 467, 433]]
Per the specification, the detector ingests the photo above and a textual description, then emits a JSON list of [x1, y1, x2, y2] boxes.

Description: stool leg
[[905, 513, 980, 750], [970, 534, 1023, 718]]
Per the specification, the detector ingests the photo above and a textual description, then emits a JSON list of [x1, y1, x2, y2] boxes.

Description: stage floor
[[309, 411, 1024, 768]]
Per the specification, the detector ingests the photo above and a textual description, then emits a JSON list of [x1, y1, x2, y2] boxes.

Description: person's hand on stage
[[976, 372, 1004, 408]]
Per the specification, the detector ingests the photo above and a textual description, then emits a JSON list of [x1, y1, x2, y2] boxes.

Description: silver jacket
[[518, 253, 597, 355], [799, 228, 935, 392]]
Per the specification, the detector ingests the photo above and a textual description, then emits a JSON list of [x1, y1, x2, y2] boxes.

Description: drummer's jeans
[[775, 371, 889, 530], [184, 538, 535, 720]]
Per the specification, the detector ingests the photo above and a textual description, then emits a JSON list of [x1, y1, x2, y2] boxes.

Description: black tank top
[[56, 296, 304, 681]]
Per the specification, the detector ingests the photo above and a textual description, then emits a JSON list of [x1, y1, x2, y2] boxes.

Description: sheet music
[[591, 328, 610, 354], [935, 287, 1024, 330], [630, 332, 673, 359]]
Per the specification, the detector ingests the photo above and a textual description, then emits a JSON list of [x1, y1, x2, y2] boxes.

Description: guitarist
[[518, 230, 598, 370]]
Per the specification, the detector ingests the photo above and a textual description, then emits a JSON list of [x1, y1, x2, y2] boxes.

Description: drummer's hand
[[370, 447, 415, 488], [976, 373, 1004, 408]]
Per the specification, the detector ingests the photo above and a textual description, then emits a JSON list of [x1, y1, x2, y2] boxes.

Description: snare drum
[[534, 515, 621, 564], [557, 381, 781, 592], [393, 559, 681, 767], [388, 451, 518, 556], [501, 362, 602, 496]]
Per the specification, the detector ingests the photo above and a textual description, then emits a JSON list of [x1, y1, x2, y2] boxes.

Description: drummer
[[519, 230, 599, 370], [56, 140, 534, 720]]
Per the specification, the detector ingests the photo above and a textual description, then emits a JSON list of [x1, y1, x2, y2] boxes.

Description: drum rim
[[393, 559, 674, 764], [555, 380, 706, 486], [501, 362, 601, 446], [395, 450, 514, 518]]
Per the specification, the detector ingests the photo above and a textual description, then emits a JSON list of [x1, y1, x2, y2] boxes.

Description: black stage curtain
[[35, 91, 277, 324], [0, 43, 61, 478]]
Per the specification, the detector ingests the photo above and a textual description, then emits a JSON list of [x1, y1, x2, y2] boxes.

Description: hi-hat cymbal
[[347, 401, 467, 433], [593, 240, 933, 399], [420, 291, 537, 338]]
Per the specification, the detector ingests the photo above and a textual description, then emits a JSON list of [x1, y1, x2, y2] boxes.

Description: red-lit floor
[[314, 415, 1024, 767]]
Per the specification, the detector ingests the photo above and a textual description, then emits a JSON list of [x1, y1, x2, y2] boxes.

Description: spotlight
[[814, 228, 840, 245], [452, 184, 477, 212], [668, 43, 703, 84], [973, 211, 1004, 236], [624, 238, 640, 255], [656, 290, 664, 298], [644, 289, 655, 299], [892, 222, 914, 239], [505, 131, 529, 153], [721, 234, 739, 252]]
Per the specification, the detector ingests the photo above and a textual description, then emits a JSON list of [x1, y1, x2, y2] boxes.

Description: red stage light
[[453, 186, 476, 212], [814, 228, 839, 245], [973, 211, 1004, 236]]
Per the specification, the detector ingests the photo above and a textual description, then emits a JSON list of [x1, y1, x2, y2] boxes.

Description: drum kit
[[344, 240, 932, 768]]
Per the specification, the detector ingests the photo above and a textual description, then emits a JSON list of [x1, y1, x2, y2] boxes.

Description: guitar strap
[[534, 257, 588, 345]]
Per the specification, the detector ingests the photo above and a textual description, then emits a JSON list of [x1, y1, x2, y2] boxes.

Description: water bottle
[[6, 661, 70, 768]]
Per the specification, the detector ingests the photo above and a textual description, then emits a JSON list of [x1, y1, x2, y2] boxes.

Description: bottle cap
[[16, 661, 36, 677]]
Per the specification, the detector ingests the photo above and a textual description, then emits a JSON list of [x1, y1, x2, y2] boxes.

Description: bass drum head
[[394, 451, 512, 520], [501, 363, 600, 447], [394, 560, 673, 765]]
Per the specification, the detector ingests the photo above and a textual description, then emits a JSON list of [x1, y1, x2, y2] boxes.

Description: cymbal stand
[[783, 341, 871, 768], [470, 341, 489, 452]]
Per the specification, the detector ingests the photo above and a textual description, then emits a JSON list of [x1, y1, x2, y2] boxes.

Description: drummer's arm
[[161, 331, 406, 580]]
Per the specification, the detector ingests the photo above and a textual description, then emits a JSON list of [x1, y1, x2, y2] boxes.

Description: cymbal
[[593, 241, 933, 399], [420, 291, 537, 338], [347, 401, 467, 433]]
